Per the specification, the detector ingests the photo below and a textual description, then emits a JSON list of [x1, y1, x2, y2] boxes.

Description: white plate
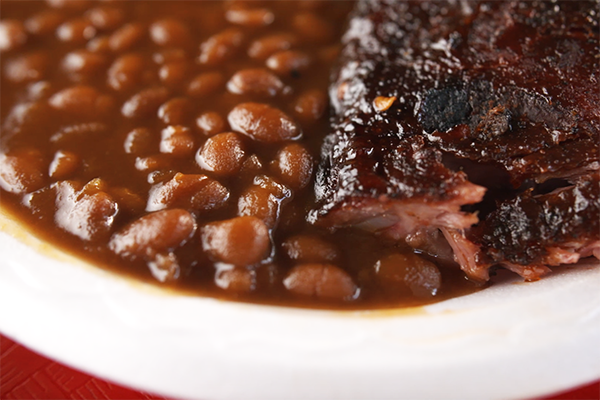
[[1, 210, 599, 400]]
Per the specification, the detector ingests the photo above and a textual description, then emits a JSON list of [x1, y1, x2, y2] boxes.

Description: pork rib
[[311, 0, 600, 280]]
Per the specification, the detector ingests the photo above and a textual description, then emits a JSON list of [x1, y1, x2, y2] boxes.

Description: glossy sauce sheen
[[0, 0, 479, 309]]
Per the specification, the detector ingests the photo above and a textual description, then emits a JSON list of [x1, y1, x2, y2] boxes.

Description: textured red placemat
[[0, 335, 169, 400], [1, 334, 598, 400]]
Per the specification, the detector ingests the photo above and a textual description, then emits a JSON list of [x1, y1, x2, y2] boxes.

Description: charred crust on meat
[[419, 87, 471, 134]]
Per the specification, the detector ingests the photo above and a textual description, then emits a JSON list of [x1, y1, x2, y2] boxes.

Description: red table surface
[[1, 334, 598, 400]]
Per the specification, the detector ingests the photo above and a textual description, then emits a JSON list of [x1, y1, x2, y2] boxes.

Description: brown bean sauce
[[0, 0, 481, 309]]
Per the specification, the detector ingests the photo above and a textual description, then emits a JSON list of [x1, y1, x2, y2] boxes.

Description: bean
[[122, 86, 169, 119], [237, 175, 290, 228], [3, 102, 54, 137], [49, 85, 114, 117], [27, 81, 54, 100], [248, 33, 297, 60], [283, 264, 358, 301], [4, 51, 49, 83], [254, 175, 291, 197], [150, 19, 191, 47], [187, 71, 224, 98], [239, 154, 264, 176], [237, 187, 276, 228], [109, 22, 146, 52], [292, 13, 333, 43], [55, 180, 119, 241], [62, 50, 107, 77], [271, 143, 313, 190], [214, 264, 255, 292], [228, 102, 301, 143], [152, 48, 187, 64], [0, 20, 28, 52], [266, 50, 311, 76], [86, 6, 125, 31], [50, 122, 107, 143], [49, 150, 80, 179], [293, 89, 327, 122], [135, 155, 168, 172], [147, 252, 181, 282], [201, 216, 270, 266], [84, 178, 109, 194], [225, 8, 274, 27], [107, 53, 145, 91], [86, 35, 111, 52], [195, 111, 225, 136], [147, 172, 229, 212], [158, 97, 191, 125], [56, 18, 97, 44], [159, 125, 195, 157], [374, 253, 442, 298], [282, 235, 339, 263], [147, 170, 177, 185], [25, 10, 65, 36], [198, 28, 244, 66], [185, 175, 230, 211], [196, 132, 246, 176], [405, 229, 455, 261], [0, 149, 46, 194], [109, 208, 196, 258], [158, 61, 188, 87], [110, 187, 145, 214], [124, 127, 154, 155], [227, 68, 285, 97]]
